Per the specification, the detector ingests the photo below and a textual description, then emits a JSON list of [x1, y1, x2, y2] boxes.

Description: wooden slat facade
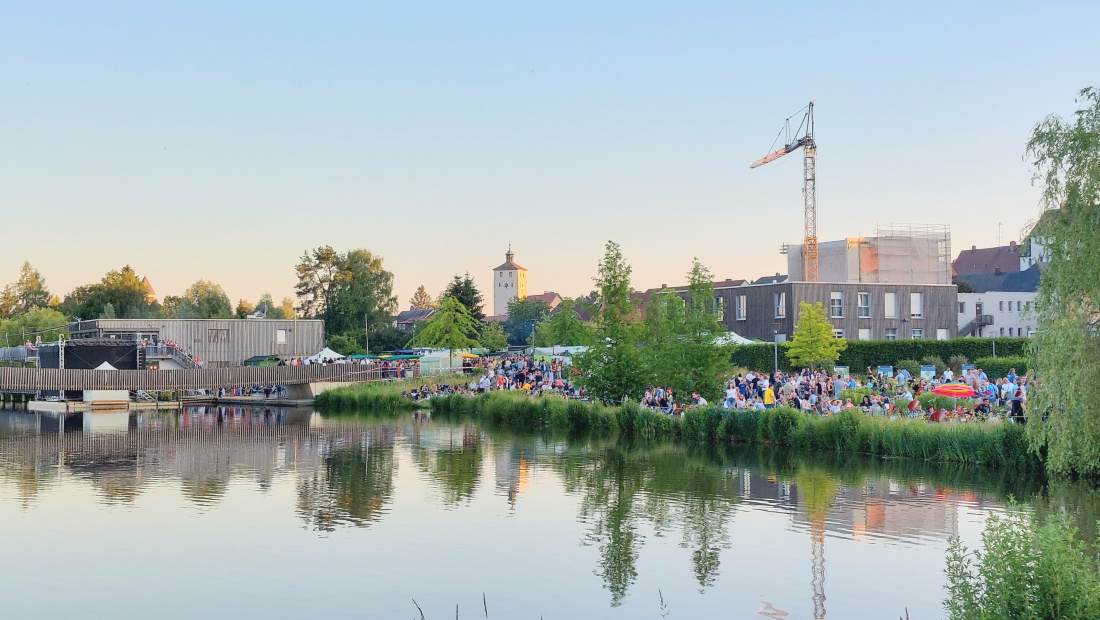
[[0, 364, 414, 391]]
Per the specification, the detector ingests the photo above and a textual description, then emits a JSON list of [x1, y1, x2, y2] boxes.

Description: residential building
[[955, 263, 1041, 337], [492, 245, 527, 317], [953, 240, 1027, 277], [394, 308, 436, 332], [722, 281, 958, 342], [69, 318, 324, 367], [525, 291, 563, 311]]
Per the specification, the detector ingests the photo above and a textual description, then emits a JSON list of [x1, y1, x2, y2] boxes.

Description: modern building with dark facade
[[68, 319, 325, 367], [713, 281, 958, 342]]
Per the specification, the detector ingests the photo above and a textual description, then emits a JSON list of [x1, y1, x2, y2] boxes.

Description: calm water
[[0, 406, 1091, 619]]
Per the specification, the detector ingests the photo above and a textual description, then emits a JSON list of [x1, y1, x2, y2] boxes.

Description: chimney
[[994, 267, 1002, 275], [971, 245, 977, 251], [661, 283, 667, 289], [775, 272, 781, 276], [1009, 240, 1017, 248]]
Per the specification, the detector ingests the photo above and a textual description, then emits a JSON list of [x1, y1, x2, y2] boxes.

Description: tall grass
[[428, 393, 1040, 469]]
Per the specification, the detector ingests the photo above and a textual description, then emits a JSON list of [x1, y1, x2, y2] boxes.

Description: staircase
[[140, 345, 201, 369], [959, 314, 994, 337]]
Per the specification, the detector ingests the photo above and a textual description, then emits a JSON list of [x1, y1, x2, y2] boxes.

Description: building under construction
[[786, 224, 952, 285]]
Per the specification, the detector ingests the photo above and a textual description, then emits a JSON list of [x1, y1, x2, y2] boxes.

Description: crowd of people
[[402, 353, 582, 402]]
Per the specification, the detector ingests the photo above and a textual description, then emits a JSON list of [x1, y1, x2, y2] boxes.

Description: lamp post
[[773, 330, 779, 375]]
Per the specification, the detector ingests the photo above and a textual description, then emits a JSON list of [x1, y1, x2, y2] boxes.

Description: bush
[[921, 355, 947, 375], [946, 504, 1100, 619], [973, 356, 1028, 379], [948, 355, 969, 374], [896, 359, 922, 379]]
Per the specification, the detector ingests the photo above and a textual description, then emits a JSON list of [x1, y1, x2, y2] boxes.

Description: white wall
[[957, 292, 1038, 337]]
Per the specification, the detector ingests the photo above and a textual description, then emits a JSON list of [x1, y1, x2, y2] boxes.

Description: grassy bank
[[314, 375, 467, 415], [427, 392, 1039, 470]]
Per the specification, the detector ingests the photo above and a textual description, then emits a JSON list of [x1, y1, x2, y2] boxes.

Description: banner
[[920, 365, 936, 381], [876, 365, 894, 378]]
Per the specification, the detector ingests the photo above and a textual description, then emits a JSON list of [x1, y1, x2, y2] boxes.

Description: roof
[[493, 246, 526, 271], [956, 263, 1042, 293], [525, 292, 563, 309], [752, 274, 787, 285], [642, 279, 747, 295], [141, 276, 155, 295], [952, 243, 1023, 277], [395, 308, 436, 323]]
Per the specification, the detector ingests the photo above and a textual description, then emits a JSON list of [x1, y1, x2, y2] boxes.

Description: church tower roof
[[492, 244, 526, 271]]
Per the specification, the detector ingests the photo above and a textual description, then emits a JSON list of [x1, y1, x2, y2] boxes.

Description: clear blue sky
[[1, 1, 1096, 307]]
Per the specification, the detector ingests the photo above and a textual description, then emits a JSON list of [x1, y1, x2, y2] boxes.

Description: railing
[[141, 345, 201, 369], [0, 363, 419, 392], [0, 346, 33, 363], [958, 314, 995, 337]]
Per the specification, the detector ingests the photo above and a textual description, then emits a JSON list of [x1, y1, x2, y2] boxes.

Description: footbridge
[[0, 364, 405, 398]]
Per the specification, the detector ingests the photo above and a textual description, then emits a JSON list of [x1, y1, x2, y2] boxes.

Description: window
[[714, 296, 725, 320], [857, 292, 871, 318], [1008, 327, 1015, 336], [884, 292, 897, 318], [833, 329, 845, 339], [911, 328, 924, 340], [959, 302, 966, 314], [1000, 327, 1005, 335], [735, 295, 747, 320], [858, 328, 872, 341], [910, 292, 923, 318], [276, 329, 287, 344], [936, 328, 949, 340], [885, 327, 898, 341], [207, 328, 228, 343], [999, 301, 1004, 312], [830, 292, 844, 318], [774, 292, 786, 318], [1025, 301, 1031, 312]]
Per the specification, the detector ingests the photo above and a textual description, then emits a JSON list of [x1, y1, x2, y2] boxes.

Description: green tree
[[175, 280, 233, 319], [784, 301, 846, 372], [409, 285, 434, 310], [0, 307, 70, 346], [531, 299, 596, 346], [411, 296, 482, 370], [573, 241, 646, 404], [478, 321, 509, 352], [295, 246, 398, 336], [0, 262, 52, 318], [100, 302, 116, 319], [61, 266, 156, 320], [279, 296, 296, 319], [442, 272, 485, 320], [1025, 87, 1100, 475], [502, 297, 550, 346], [235, 299, 255, 319]]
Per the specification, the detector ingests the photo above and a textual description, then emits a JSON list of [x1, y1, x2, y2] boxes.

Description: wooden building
[[69, 319, 325, 367], [714, 281, 958, 342]]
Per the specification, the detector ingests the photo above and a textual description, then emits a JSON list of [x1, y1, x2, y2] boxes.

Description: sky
[[2, 2, 1097, 309]]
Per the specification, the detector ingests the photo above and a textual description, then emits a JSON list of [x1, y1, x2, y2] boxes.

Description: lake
[[0, 406, 1087, 619]]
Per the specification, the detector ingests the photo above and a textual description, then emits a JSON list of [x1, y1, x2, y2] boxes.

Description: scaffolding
[[861, 223, 951, 285]]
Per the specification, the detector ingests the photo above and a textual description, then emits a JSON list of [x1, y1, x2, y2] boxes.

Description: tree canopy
[[531, 299, 596, 347], [168, 280, 233, 319], [411, 296, 481, 370], [409, 285, 434, 310], [502, 297, 550, 346], [295, 246, 397, 336], [785, 301, 846, 372], [442, 272, 485, 320], [61, 265, 158, 320], [1024, 87, 1100, 475], [0, 262, 52, 319]]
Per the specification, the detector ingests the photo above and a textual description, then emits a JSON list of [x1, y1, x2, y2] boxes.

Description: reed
[[314, 375, 468, 415], [427, 393, 1040, 469]]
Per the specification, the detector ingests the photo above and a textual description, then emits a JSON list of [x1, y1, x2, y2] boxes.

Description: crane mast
[[750, 100, 818, 282]]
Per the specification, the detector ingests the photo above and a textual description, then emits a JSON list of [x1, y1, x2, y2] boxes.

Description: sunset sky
[[2, 2, 1097, 308]]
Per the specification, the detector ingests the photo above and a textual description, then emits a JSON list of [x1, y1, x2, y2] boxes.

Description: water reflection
[[0, 407, 1096, 617]]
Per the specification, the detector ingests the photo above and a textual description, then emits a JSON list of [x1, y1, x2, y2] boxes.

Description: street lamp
[[773, 330, 779, 375]]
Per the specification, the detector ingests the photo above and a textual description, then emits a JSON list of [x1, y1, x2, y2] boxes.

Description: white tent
[[94, 361, 119, 370], [307, 347, 346, 363], [714, 332, 754, 345]]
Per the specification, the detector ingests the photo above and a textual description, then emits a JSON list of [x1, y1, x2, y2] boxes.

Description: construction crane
[[750, 100, 818, 282]]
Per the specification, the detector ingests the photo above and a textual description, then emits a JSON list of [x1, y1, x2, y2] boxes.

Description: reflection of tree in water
[[552, 441, 738, 605], [412, 427, 483, 506], [181, 478, 228, 506], [297, 442, 395, 531]]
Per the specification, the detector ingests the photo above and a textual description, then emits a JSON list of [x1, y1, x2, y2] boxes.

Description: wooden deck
[[0, 364, 403, 391]]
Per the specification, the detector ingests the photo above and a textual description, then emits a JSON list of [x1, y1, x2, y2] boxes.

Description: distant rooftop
[[952, 242, 1022, 277]]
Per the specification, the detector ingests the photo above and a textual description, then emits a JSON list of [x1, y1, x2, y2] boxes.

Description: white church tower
[[492, 245, 527, 317]]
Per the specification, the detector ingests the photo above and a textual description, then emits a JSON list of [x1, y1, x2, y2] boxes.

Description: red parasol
[[931, 384, 977, 398]]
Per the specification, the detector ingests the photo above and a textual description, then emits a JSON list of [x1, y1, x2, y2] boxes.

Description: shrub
[[945, 504, 1100, 619], [729, 338, 1030, 373], [947, 355, 969, 374], [896, 359, 922, 379], [921, 355, 947, 375], [973, 356, 1028, 379]]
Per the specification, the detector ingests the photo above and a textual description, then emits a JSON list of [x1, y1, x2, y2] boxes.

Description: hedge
[[730, 337, 1031, 373], [973, 356, 1029, 379]]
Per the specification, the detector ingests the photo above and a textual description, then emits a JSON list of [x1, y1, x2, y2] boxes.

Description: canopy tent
[[307, 347, 346, 363], [713, 331, 754, 345], [243, 355, 281, 367], [349, 354, 380, 360], [532, 346, 588, 364], [94, 361, 118, 371]]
